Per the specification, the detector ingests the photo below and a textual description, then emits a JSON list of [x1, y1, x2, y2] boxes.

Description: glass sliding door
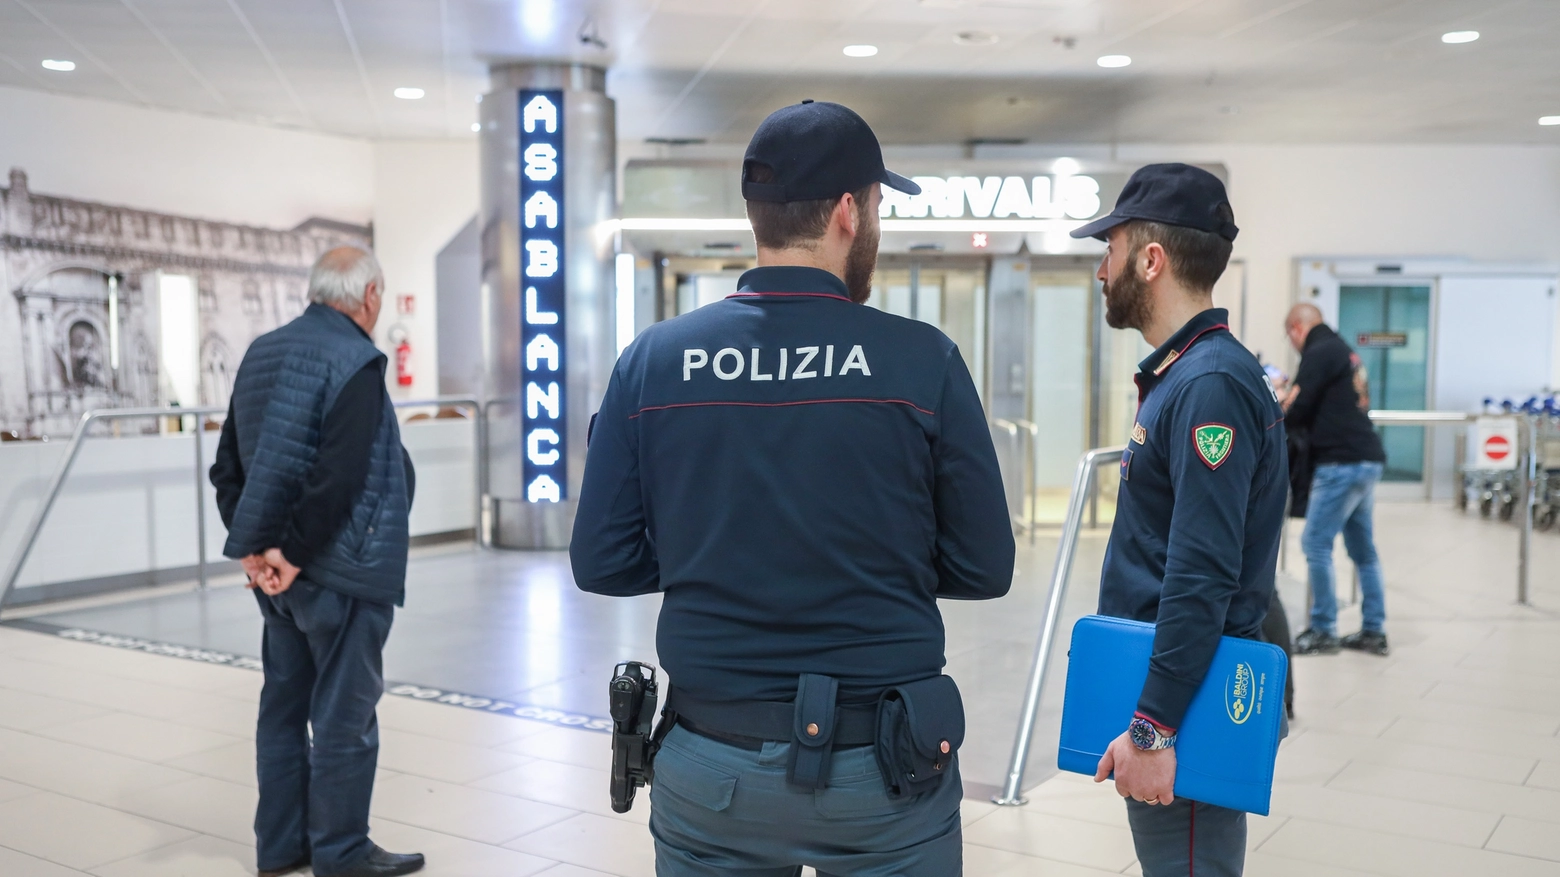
[[1337, 284, 1433, 483]]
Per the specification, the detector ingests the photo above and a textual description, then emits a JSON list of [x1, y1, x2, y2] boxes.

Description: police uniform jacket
[[570, 266, 1015, 703], [1101, 308, 1288, 731]]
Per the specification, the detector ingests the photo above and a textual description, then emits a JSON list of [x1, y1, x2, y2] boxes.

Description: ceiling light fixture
[[843, 45, 879, 57], [1097, 54, 1131, 68], [1052, 157, 1081, 176], [40, 59, 75, 72], [1540, 116, 1560, 126], [471, 122, 482, 132], [1441, 31, 1479, 44], [393, 87, 425, 100]]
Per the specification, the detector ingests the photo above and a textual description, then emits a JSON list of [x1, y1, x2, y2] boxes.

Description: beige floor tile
[[164, 696, 259, 739], [1346, 737, 1538, 785], [1244, 851, 1383, 877], [369, 773, 575, 845], [961, 807, 1137, 872], [1527, 759, 1560, 792], [0, 791, 196, 870], [504, 813, 655, 877], [0, 844, 89, 877], [0, 776, 37, 803], [1424, 680, 1560, 716], [959, 799, 1001, 828], [472, 758, 648, 826], [0, 660, 223, 721], [163, 740, 257, 787], [1268, 783, 1498, 847], [116, 776, 258, 845], [377, 728, 531, 785], [35, 712, 243, 764], [1258, 817, 1560, 877], [377, 696, 552, 748], [1019, 786, 1134, 830], [532, 865, 620, 877], [965, 841, 1125, 876], [1381, 720, 1560, 763], [1328, 761, 1560, 826], [1485, 815, 1560, 862], [0, 727, 197, 807], [0, 687, 111, 732], [87, 833, 255, 877], [366, 818, 557, 877], [500, 727, 613, 771], [1246, 813, 1286, 850]]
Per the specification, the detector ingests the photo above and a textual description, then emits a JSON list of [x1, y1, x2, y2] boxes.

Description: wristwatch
[[1128, 716, 1177, 751]]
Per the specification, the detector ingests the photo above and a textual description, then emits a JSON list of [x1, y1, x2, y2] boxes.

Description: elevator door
[[1337, 284, 1433, 483]]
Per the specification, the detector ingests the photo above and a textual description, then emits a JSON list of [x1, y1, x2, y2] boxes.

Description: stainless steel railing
[[1, 395, 486, 609], [992, 418, 1041, 545]]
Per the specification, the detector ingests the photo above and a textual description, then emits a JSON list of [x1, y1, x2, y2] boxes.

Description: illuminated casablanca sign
[[880, 175, 1102, 221], [520, 90, 566, 504]]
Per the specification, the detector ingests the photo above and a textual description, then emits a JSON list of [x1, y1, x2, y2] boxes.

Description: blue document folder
[[1057, 615, 1287, 815]]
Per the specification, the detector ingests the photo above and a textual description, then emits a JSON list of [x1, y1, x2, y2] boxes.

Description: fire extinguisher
[[388, 324, 413, 387]]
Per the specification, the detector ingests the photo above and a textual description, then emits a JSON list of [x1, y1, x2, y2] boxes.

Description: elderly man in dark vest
[[210, 246, 424, 877]]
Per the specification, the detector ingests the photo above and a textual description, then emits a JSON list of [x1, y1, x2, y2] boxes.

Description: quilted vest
[[222, 303, 410, 606]]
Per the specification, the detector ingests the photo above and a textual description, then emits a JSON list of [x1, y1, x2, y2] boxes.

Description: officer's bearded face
[[1102, 243, 1153, 331], [844, 198, 880, 304]]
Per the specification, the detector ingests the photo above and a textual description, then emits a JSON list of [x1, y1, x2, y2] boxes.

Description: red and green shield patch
[[1193, 423, 1235, 470]]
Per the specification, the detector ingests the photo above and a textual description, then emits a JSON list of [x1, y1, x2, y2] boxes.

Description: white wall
[[0, 86, 374, 228], [370, 140, 480, 402], [1119, 144, 1560, 371]]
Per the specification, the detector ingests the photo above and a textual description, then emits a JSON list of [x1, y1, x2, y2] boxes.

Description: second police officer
[[571, 101, 1014, 875], [1074, 165, 1288, 877]]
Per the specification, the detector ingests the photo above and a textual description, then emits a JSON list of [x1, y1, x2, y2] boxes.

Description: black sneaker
[[1294, 628, 1340, 655], [1340, 630, 1390, 656]]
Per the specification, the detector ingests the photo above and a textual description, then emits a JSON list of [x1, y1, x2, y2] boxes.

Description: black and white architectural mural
[[1, 168, 370, 438]]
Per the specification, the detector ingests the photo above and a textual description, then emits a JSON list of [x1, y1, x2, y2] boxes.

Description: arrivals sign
[[520, 90, 566, 503], [879, 175, 1103, 220]]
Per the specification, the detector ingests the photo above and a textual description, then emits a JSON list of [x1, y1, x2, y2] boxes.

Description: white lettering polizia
[[683, 345, 870, 381]]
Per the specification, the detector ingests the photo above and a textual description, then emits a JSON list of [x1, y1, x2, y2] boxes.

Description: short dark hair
[[744, 162, 872, 250], [1122, 212, 1233, 293]]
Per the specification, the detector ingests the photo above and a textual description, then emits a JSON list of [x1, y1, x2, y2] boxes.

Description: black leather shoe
[[258, 857, 310, 877], [1340, 629, 1390, 656], [320, 845, 425, 877], [1294, 628, 1340, 655]]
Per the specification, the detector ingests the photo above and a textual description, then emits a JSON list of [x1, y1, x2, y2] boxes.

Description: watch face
[[1130, 718, 1157, 750]]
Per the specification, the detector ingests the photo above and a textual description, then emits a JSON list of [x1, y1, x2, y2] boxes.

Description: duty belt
[[666, 688, 878, 748]]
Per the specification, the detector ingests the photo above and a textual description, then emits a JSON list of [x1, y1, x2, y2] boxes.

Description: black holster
[[786, 673, 839, 790], [608, 662, 675, 813], [875, 675, 965, 798]]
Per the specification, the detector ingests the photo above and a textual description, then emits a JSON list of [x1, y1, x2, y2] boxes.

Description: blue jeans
[[254, 580, 394, 874], [649, 724, 963, 876], [1302, 461, 1386, 635]]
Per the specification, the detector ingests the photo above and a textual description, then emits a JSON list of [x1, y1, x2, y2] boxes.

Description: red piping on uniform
[[630, 398, 935, 418], [726, 292, 853, 302], [1153, 323, 1231, 376]]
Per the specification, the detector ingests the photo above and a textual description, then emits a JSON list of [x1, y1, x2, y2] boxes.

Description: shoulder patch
[[1193, 423, 1235, 470]]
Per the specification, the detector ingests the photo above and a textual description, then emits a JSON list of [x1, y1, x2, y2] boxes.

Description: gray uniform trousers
[[649, 724, 963, 876], [1125, 797, 1246, 877]]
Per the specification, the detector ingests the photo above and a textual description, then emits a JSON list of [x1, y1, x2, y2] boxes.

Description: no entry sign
[[1472, 418, 1519, 471]]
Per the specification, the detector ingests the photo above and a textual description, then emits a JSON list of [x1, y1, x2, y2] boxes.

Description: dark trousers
[[254, 579, 394, 874], [1126, 797, 1246, 877]]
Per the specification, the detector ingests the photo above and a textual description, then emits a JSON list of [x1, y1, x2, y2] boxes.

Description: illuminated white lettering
[[525, 333, 560, 371], [525, 240, 559, 277], [527, 381, 560, 419], [1030, 177, 1064, 219], [750, 348, 773, 381], [524, 190, 559, 229], [527, 428, 561, 465], [523, 143, 558, 181], [962, 176, 1002, 218], [683, 349, 708, 381], [713, 348, 744, 380], [527, 474, 562, 503], [522, 95, 558, 133], [526, 287, 558, 325], [993, 176, 1033, 219], [1061, 175, 1102, 220], [793, 346, 818, 379], [839, 345, 871, 376]]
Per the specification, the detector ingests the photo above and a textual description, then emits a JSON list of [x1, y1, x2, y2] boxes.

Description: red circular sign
[[1484, 435, 1512, 461]]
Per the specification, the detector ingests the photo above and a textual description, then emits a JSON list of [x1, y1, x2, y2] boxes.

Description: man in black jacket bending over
[[1282, 303, 1390, 657]]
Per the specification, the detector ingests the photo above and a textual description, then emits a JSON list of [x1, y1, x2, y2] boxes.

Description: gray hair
[[308, 246, 383, 309]]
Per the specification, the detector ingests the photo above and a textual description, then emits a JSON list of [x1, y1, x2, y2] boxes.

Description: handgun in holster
[[608, 661, 675, 813]]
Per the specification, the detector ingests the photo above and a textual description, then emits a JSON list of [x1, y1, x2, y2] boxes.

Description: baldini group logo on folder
[[1225, 661, 1259, 725]]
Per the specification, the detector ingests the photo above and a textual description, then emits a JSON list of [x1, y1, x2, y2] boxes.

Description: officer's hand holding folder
[[1057, 615, 1287, 815]]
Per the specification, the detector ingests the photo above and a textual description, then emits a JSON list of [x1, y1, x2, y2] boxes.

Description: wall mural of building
[[1, 168, 371, 438]]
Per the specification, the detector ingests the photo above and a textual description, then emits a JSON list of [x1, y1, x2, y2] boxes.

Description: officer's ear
[[1139, 241, 1170, 284], [834, 192, 860, 239]]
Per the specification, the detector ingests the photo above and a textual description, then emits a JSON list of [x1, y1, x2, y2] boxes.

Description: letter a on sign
[[523, 95, 558, 133]]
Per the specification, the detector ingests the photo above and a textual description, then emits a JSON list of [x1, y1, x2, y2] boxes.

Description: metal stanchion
[[194, 423, 208, 589], [1519, 416, 1537, 605]]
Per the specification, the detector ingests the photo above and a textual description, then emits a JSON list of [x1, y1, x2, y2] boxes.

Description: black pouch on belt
[[875, 675, 965, 798], [786, 673, 839, 791]]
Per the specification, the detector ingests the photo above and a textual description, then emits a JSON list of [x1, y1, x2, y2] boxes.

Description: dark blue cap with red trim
[[1071, 163, 1239, 242], [742, 100, 921, 203]]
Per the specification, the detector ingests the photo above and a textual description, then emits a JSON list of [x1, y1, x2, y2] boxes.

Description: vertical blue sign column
[[519, 90, 566, 503]]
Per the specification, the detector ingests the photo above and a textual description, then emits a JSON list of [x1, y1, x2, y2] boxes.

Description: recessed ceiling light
[[1052, 157, 1081, 176], [954, 31, 998, 46], [40, 59, 75, 72], [470, 122, 482, 132], [1441, 30, 1479, 44], [1540, 116, 1560, 126], [1097, 54, 1132, 68], [843, 45, 879, 57], [393, 87, 425, 100]]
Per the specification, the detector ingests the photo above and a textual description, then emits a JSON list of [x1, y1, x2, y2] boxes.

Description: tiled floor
[[0, 500, 1555, 875]]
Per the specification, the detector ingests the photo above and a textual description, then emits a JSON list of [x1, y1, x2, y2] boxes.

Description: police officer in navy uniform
[[1072, 165, 1287, 877], [571, 101, 1014, 875]]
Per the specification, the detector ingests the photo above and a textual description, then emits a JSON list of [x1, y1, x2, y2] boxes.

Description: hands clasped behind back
[[243, 549, 302, 596]]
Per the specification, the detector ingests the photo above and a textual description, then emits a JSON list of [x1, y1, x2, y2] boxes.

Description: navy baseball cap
[[1071, 163, 1239, 242], [742, 100, 921, 202]]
